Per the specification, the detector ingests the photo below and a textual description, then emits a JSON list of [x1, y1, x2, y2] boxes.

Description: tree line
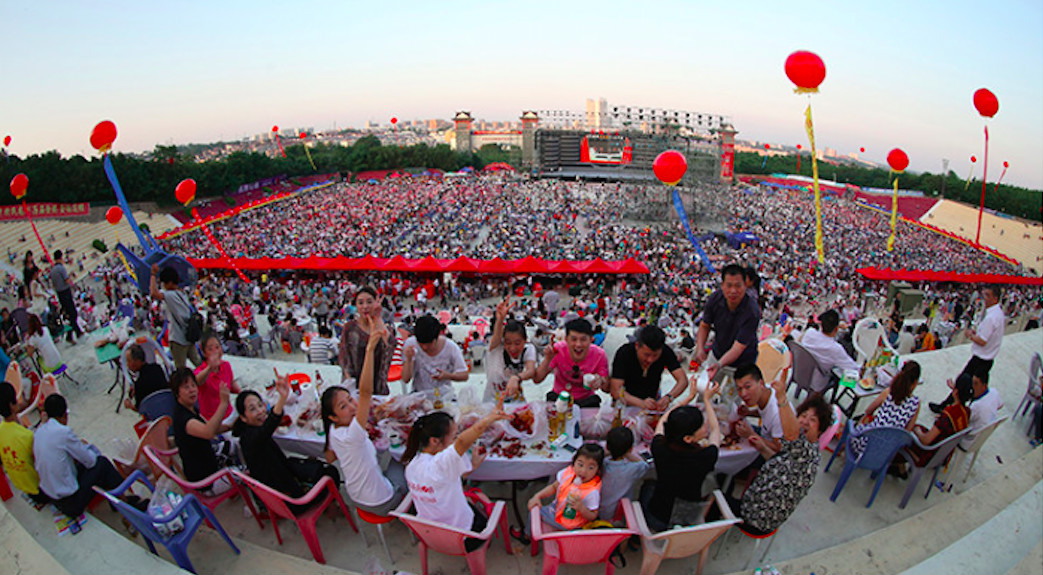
[[0, 136, 484, 208], [734, 151, 1042, 222]]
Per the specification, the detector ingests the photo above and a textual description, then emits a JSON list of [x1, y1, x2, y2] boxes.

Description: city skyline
[[2, 0, 1041, 189]]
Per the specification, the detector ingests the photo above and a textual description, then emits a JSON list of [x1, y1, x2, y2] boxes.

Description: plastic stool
[[356, 508, 395, 565]]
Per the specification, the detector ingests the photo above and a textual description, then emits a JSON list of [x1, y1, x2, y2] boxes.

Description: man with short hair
[[50, 250, 82, 341], [930, 285, 1005, 414], [150, 264, 201, 369], [307, 325, 338, 365], [401, 315, 468, 393], [800, 309, 859, 394], [122, 343, 169, 412], [961, 367, 1003, 448], [728, 364, 784, 458], [34, 394, 125, 521], [610, 325, 688, 410], [695, 264, 761, 382]]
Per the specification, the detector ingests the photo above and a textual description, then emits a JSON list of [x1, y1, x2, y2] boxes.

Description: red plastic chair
[[114, 416, 175, 479], [530, 498, 638, 575], [356, 508, 395, 565], [143, 446, 264, 530], [390, 493, 511, 575], [231, 470, 357, 564]]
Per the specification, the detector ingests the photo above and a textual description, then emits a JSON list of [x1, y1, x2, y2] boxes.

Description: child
[[402, 407, 508, 552], [484, 298, 537, 402], [232, 370, 339, 509], [323, 316, 408, 515], [598, 427, 651, 522], [527, 443, 606, 530], [534, 318, 609, 408]]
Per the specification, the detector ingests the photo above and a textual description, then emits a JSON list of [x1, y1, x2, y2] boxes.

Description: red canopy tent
[[857, 267, 1042, 286]]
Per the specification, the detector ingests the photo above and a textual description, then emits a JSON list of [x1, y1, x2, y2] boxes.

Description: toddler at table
[[599, 427, 650, 522], [526, 443, 605, 531]]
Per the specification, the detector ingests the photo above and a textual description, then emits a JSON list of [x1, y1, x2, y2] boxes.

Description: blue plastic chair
[[139, 389, 176, 422], [826, 419, 913, 508], [93, 470, 240, 574]]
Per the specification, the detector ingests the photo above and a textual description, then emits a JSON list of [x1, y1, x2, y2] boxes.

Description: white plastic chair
[[851, 317, 892, 365], [944, 414, 1008, 490], [1015, 353, 1042, 432], [632, 491, 739, 575]]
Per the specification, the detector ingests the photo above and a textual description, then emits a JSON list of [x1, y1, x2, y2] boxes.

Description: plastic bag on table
[[580, 401, 615, 439], [110, 437, 137, 463], [457, 386, 482, 416], [624, 412, 656, 445], [500, 401, 548, 441]]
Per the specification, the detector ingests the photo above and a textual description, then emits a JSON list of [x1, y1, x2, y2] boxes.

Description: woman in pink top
[[535, 319, 609, 407], [194, 332, 241, 420]]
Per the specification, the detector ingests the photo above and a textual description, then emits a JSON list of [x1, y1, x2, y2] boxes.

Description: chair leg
[[420, 542, 429, 575], [377, 524, 393, 566], [744, 538, 763, 571], [238, 486, 266, 530], [759, 533, 777, 564], [166, 544, 196, 574], [963, 451, 980, 484], [830, 462, 855, 502], [299, 520, 326, 564], [465, 548, 489, 575], [541, 550, 560, 575], [868, 464, 888, 508], [925, 467, 942, 500], [712, 526, 732, 559], [696, 549, 709, 575], [499, 508, 513, 555], [899, 467, 924, 509], [944, 449, 966, 491], [640, 549, 664, 575]]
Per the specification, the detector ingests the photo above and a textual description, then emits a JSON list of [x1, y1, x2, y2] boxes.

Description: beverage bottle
[[433, 387, 444, 410], [315, 370, 324, 393], [562, 478, 582, 520]]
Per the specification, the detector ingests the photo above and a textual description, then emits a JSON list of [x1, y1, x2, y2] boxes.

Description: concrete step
[[1007, 538, 1043, 575]]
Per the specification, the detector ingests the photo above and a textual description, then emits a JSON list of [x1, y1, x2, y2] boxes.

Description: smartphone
[[640, 450, 654, 462], [563, 444, 577, 453]]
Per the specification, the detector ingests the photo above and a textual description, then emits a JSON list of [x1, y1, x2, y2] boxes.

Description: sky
[[3, 0, 1042, 189]]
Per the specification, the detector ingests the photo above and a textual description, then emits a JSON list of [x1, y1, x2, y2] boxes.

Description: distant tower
[[718, 122, 738, 182], [453, 111, 474, 152], [520, 111, 539, 169]]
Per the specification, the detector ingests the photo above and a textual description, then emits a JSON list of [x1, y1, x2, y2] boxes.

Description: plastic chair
[[46, 362, 81, 387], [114, 416, 174, 479], [786, 340, 830, 400], [143, 446, 265, 530], [530, 498, 637, 575], [5, 362, 23, 401], [1016, 353, 1042, 427], [756, 339, 791, 388], [231, 470, 357, 564], [944, 414, 1008, 489], [17, 374, 60, 428], [391, 493, 510, 575], [633, 491, 739, 575], [818, 405, 845, 451], [852, 318, 892, 365], [114, 302, 135, 323], [139, 390, 177, 422], [896, 427, 971, 509], [94, 470, 239, 574], [356, 507, 395, 565], [826, 420, 913, 508]]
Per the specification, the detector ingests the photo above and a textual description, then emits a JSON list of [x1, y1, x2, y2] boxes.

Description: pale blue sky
[[3, 0, 1041, 188]]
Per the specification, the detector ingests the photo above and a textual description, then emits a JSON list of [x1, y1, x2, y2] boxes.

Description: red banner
[[856, 267, 1041, 286], [0, 202, 89, 221], [187, 256, 650, 275]]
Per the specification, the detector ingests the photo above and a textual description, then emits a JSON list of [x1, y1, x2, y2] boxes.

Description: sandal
[[609, 546, 627, 569], [509, 525, 530, 545]]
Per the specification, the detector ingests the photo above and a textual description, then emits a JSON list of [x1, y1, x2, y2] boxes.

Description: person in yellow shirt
[[0, 381, 49, 505]]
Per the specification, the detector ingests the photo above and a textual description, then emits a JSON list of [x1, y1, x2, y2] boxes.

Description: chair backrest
[[852, 318, 886, 363], [5, 362, 22, 400], [391, 494, 485, 555], [139, 390, 176, 422], [231, 469, 303, 521], [818, 405, 845, 451], [848, 422, 913, 470], [919, 427, 971, 469], [143, 445, 194, 492], [139, 416, 172, 461], [963, 414, 1008, 452], [633, 491, 739, 560], [531, 498, 637, 566], [95, 479, 203, 545], [1029, 353, 1042, 390], [787, 340, 825, 391], [757, 339, 791, 386]]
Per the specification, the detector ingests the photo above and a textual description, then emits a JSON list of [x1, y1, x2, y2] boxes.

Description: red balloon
[[90, 120, 118, 152], [175, 179, 196, 205], [973, 88, 999, 118], [105, 206, 123, 225], [1003, 161, 1009, 168], [299, 132, 307, 139], [2, 135, 9, 147], [784, 50, 826, 92], [9, 173, 28, 200], [652, 150, 687, 186], [272, 125, 279, 133], [970, 155, 977, 163], [764, 143, 770, 150], [796, 144, 802, 150], [860, 147, 865, 153], [391, 117, 398, 124], [886, 148, 909, 172]]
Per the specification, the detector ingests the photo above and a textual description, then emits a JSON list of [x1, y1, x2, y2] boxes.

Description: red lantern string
[[885, 148, 909, 252], [976, 127, 990, 245], [192, 207, 249, 283], [993, 161, 1009, 193], [786, 50, 826, 262], [272, 125, 285, 158], [9, 174, 52, 265], [796, 144, 802, 173]]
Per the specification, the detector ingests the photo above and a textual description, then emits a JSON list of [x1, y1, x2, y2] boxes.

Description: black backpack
[[185, 310, 204, 343]]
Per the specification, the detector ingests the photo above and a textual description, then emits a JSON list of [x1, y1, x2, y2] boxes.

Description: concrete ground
[[3, 318, 1041, 574]]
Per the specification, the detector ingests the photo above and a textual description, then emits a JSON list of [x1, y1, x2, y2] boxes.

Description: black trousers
[[56, 288, 82, 337], [940, 355, 994, 407], [49, 456, 123, 519]]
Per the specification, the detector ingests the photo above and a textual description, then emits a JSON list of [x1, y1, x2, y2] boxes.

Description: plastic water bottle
[[562, 478, 582, 520]]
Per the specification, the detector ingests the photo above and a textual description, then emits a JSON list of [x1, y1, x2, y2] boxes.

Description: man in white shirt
[[728, 364, 785, 459], [800, 310, 860, 394], [402, 315, 468, 393], [961, 368, 1003, 448], [931, 286, 1004, 414]]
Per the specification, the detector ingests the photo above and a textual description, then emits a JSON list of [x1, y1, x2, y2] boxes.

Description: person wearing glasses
[[535, 318, 608, 408]]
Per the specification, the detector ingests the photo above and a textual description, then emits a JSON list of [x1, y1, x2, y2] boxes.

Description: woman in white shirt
[[484, 299, 536, 402], [25, 314, 62, 372], [401, 406, 507, 551], [322, 316, 406, 515]]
